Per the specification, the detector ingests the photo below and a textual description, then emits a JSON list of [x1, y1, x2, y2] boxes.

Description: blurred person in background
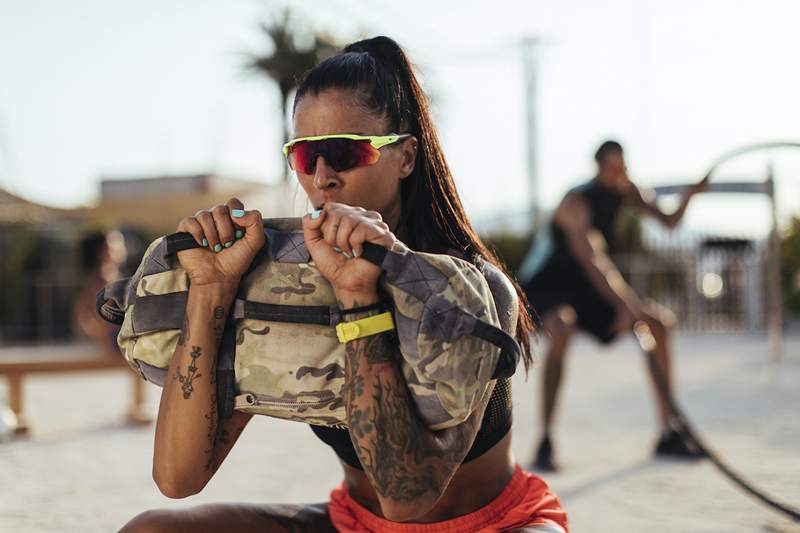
[[73, 230, 149, 424], [121, 36, 568, 533], [73, 230, 128, 354], [519, 140, 709, 471]]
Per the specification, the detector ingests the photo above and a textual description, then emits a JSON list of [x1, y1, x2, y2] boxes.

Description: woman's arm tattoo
[[344, 331, 482, 504], [175, 346, 203, 399]]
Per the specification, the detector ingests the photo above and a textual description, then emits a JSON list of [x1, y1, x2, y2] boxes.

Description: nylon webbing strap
[[96, 285, 126, 325], [360, 242, 388, 267], [216, 326, 236, 420], [240, 300, 338, 326], [471, 320, 520, 379], [132, 292, 188, 333], [165, 232, 203, 256]]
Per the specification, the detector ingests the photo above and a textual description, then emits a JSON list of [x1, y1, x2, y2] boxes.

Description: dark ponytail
[[294, 36, 535, 370]]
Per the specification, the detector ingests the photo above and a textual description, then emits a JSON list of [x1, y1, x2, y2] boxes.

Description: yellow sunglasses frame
[[282, 133, 412, 158]]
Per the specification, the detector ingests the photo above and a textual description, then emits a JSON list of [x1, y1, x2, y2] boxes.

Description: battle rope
[[633, 322, 800, 523]]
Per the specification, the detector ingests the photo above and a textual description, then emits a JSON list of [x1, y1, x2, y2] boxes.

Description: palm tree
[[246, 9, 339, 181]]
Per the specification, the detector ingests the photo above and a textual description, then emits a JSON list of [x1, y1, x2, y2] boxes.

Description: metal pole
[[766, 162, 782, 360], [521, 36, 540, 231]]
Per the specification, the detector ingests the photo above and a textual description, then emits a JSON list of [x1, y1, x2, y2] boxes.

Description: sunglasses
[[282, 133, 412, 174]]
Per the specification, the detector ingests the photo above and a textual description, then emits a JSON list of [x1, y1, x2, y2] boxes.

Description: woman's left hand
[[302, 203, 397, 304]]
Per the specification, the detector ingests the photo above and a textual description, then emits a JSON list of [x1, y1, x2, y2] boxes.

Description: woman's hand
[[175, 198, 264, 289], [301, 203, 396, 305]]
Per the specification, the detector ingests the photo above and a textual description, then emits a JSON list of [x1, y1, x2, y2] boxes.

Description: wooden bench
[[0, 343, 151, 435]]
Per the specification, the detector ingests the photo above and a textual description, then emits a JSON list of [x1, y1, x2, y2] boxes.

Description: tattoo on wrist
[[213, 306, 225, 341], [204, 383, 218, 471], [177, 315, 190, 346]]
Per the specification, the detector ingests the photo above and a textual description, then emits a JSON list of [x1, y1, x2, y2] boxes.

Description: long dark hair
[[294, 36, 535, 369]]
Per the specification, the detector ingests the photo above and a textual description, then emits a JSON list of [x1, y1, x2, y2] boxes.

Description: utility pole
[[766, 161, 782, 360], [521, 36, 542, 232], [0, 110, 13, 191]]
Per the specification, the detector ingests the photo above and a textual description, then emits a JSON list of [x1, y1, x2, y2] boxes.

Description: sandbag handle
[[472, 321, 521, 379], [95, 278, 130, 326], [166, 230, 387, 267]]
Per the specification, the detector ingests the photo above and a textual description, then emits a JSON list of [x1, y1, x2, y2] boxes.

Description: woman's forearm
[[340, 296, 482, 521], [152, 284, 234, 497]]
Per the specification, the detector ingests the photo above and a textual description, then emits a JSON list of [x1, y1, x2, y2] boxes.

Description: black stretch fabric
[[309, 377, 512, 469], [521, 178, 626, 344]]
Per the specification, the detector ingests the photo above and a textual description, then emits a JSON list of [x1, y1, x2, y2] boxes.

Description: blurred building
[[0, 188, 86, 342], [0, 173, 306, 344], [88, 173, 306, 235]]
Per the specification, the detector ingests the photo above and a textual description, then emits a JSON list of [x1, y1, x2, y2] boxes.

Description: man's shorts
[[327, 464, 568, 532], [524, 268, 618, 344]]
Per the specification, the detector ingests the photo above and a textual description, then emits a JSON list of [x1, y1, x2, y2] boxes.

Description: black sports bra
[[309, 377, 512, 469]]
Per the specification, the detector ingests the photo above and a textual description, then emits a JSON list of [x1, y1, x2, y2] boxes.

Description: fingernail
[[351, 248, 358, 258], [311, 209, 322, 219], [333, 247, 351, 259], [224, 241, 233, 248], [213, 243, 222, 253], [201, 238, 208, 247], [231, 209, 245, 218], [235, 229, 243, 239]]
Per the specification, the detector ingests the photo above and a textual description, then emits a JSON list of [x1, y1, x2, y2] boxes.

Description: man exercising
[[519, 140, 708, 471]]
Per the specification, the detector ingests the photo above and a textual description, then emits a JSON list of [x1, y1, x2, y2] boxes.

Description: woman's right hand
[[175, 198, 264, 288]]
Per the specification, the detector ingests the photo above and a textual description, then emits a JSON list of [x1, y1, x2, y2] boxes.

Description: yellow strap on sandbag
[[336, 312, 395, 343]]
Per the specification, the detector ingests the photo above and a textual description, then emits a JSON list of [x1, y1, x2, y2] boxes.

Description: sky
[[1, 0, 799, 237]]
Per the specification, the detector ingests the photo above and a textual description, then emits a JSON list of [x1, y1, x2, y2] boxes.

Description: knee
[[544, 306, 576, 339], [643, 301, 676, 331], [642, 315, 670, 341], [544, 307, 576, 351], [119, 509, 175, 533]]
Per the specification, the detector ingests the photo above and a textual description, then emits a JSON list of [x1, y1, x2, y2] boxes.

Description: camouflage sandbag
[[97, 218, 519, 430]]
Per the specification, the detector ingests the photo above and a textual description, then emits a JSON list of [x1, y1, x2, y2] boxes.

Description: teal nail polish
[[351, 248, 358, 258], [235, 229, 243, 239], [201, 238, 208, 247], [231, 209, 245, 218], [213, 243, 222, 253], [224, 241, 233, 248], [333, 246, 342, 253], [311, 209, 322, 219]]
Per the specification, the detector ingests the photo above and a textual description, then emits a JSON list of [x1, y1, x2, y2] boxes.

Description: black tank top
[[577, 178, 624, 253], [520, 178, 624, 285], [309, 378, 512, 469]]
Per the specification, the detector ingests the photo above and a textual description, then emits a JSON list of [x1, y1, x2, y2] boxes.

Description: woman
[[121, 36, 567, 532]]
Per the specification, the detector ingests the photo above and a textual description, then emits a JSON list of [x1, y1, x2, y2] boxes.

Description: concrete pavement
[[1, 333, 798, 532]]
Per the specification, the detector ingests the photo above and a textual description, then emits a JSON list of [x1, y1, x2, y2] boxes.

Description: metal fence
[[0, 224, 151, 344], [614, 225, 769, 333]]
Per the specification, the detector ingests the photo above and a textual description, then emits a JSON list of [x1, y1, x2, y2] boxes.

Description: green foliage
[[246, 8, 340, 181], [482, 232, 534, 275], [614, 208, 645, 254], [780, 216, 800, 315], [0, 223, 79, 342]]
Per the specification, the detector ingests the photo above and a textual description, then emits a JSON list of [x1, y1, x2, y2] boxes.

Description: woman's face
[[292, 89, 417, 230]]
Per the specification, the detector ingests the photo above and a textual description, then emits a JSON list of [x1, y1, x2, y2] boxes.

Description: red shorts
[[327, 464, 568, 532]]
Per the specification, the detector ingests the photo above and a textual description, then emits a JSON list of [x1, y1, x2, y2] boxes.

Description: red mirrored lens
[[289, 138, 379, 174]]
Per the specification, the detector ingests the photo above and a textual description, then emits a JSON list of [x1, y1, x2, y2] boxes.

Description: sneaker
[[654, 429, 705, 459], [533, 435, 559, 472]]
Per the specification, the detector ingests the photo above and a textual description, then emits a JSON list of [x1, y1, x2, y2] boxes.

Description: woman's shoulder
[[480, 261, 518, 305], [471, 258, 519, 334], [430, 247, 519, 316]]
